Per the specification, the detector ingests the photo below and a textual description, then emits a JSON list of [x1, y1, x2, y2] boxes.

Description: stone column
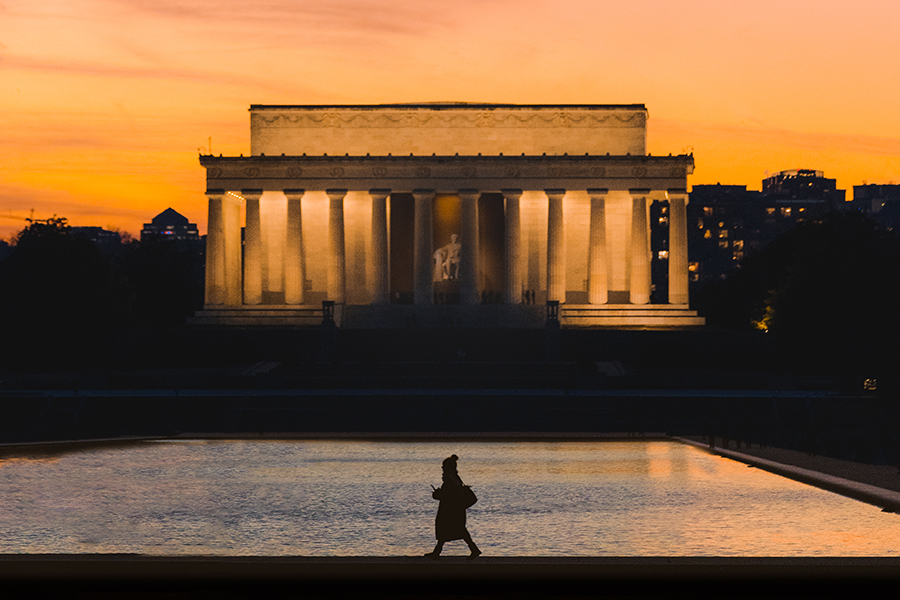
[[204, 190, 225, 305], [412, 189, 434, 305], [545, 189, 566, 303], [222, 191, 243, 305], [459, 189, 480, 305], [668, 189, 689, 305], [284, 189, 305, 305], [587, 188, 609, 305], [327, 189, 347, 303], [629, 189, 651, 305], [241, 189, 263, 305], [370, 189, 390, 304], [503, 189, 522, 304]]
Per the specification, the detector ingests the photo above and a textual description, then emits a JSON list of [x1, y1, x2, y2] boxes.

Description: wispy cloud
[[113, 0, 461, 36], [0, 54, 318, 98]]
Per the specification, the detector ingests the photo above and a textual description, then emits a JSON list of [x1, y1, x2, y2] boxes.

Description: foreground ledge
[[2, 555, 900, 594]]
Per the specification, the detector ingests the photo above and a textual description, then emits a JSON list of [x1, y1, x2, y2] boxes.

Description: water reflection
[[0, 440, 897, 556]]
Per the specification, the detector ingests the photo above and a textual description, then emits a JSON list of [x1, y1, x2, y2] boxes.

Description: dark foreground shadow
[[3, 555, 900, 598]]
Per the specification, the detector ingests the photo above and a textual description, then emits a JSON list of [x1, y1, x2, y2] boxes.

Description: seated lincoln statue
[[434, 234, 461, 281]]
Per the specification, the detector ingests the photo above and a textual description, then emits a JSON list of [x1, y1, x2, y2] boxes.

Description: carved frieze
[[201, 154, 693, 189], [253, 109, 647, 129]]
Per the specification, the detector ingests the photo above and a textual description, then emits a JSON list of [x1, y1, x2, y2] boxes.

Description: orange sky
[[2, 0, 899, 240]]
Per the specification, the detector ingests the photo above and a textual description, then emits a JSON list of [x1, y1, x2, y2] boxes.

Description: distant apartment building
[[687, 170, 847, 282], [762, 169, 845, 205], [141, 208, 201, 245], [849, 184, 900, 231]]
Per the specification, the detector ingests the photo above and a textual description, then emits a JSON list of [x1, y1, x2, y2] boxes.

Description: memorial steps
[[188, 303, 702, 329], [560, 304, 705, 328], [188, 305, 325, 327]]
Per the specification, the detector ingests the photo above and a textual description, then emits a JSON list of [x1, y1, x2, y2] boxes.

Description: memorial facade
[[193, 104, 704, 328]]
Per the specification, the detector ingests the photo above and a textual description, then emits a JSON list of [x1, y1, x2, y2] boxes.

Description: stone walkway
[[676, 436, 900, 511]]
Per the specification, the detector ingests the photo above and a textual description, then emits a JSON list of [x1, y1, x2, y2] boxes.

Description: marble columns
[[667, 190, 689, 305], [204, 191, 224, 305], [587, 189, 609, 305], [545, 189, 566, 303], [284, 189, 305, 305], [327, 189, 347, 303], [204, 190, 242, 306], [629, 189, 651, 305], [370, 189, 391, 305], [503, 189, 522, 304], [241, 189, 263, 305]]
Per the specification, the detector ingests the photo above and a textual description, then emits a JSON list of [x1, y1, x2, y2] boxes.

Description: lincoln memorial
[[192, 103, 704, 328]]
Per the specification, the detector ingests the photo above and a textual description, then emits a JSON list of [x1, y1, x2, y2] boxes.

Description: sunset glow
[[3, 0, 900, 240]]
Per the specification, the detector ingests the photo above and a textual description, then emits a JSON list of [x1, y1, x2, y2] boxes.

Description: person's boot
[[467, 544, 482, 559], [424, 543, 443, 559]]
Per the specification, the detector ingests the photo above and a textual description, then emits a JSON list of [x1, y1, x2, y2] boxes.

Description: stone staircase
[[188, 305, 330, 327], [188, 303, 704, 328], [560, 304, 705, 328]]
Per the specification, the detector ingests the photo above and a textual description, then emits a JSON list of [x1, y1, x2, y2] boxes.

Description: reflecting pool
[[1, 440, 898, 556]]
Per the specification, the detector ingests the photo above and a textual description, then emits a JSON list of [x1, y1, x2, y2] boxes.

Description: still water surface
[[1, 440, 898, 556]]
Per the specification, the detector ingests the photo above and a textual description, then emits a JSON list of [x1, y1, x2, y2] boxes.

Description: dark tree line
[[695, 212, 900, 387], [0, 218, 204, 369]]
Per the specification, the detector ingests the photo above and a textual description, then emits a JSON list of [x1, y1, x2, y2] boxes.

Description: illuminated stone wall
[[250, 104, 647, 157]]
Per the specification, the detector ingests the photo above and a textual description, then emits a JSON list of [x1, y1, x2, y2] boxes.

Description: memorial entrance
[[191, 104, 704, 328]]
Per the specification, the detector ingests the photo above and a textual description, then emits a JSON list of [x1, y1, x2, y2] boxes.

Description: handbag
[[460, 485, 478, 509]]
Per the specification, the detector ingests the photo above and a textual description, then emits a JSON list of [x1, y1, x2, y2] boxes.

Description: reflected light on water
[[0, 440, 898, 556]]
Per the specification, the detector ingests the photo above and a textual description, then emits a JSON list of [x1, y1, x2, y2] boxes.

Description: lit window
[[659, 216, 668, 225], [718, 240, 729, 248], [798, 207, 806, 213], [733, 251, 743, 260], [704, 229, 712, 239], [718, 221, 725, 228], [718, 229, 729, 239], [703, 207, 714, 216], [781, 207, 792, 216], [766, 208, 776, 215], [697, 218, 704, 229], [733, 240, 744, 250], [658, 250, 669, 260]]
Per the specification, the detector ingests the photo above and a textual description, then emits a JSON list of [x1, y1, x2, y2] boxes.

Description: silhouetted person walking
[[424, 454, 481, 559]]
